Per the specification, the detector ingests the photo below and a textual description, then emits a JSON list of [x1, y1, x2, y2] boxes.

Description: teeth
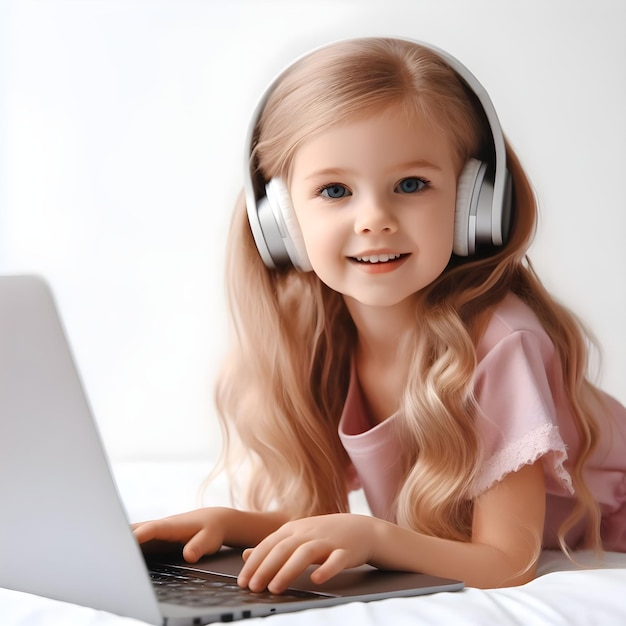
[[355, 253, 401, 263]]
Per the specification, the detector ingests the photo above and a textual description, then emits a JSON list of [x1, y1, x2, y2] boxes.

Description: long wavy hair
[[212, 38, 602, 552]]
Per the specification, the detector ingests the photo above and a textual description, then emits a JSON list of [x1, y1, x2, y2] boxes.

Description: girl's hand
[[132, 507, 230, 563], [237, 513, 381, 594], [133, 507, 290, 563]]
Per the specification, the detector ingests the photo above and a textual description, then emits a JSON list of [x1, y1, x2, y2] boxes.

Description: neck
[[344, 295, 419, 364]]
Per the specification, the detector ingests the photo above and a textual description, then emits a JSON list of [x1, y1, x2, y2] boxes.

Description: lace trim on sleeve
[[472, 423, 573, 497]]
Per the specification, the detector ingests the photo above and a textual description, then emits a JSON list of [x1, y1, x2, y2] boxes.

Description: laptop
[[0, 274, 463, 625]]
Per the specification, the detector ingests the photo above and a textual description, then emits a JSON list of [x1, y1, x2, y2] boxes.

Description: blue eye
[[320, 184, 351, 199], [396, 177, 428, 193]]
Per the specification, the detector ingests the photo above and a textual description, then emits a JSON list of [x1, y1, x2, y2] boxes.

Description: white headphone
[[243, 38, 513, 271]]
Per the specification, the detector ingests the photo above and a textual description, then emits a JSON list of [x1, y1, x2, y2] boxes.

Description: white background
[[1, 0, 624, 463]]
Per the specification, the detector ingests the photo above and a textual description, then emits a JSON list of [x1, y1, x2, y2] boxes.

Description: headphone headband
[[244, 37, 512, 268]]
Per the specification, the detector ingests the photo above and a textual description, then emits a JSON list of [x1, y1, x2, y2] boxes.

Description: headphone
[[243, 38, 513, 272]]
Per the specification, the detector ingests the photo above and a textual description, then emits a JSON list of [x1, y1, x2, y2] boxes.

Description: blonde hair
[[213, 38, 602, 552]]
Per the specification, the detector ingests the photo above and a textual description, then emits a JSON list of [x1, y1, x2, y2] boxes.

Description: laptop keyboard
[[149, 565, 329, 607]]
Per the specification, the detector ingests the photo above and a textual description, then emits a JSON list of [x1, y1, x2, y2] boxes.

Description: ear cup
[[454, 158, 488, 256], [264, 178, 313, 272]]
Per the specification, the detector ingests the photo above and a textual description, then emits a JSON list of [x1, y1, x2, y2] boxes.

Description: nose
[[354, 195, 398, 235]]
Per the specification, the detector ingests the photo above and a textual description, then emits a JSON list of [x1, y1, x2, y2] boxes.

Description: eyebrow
[[304, 167, 354, 181], [304, 160, 443, 181], [399, 159, 443, 172]]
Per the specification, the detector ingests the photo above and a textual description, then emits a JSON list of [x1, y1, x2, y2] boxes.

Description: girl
[[134, 37, 626, 591]]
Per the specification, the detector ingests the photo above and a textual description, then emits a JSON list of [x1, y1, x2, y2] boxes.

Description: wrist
[[367, 516, 416, 570]]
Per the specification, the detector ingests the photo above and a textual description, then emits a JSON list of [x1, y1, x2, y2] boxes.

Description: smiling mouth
[[350, 253, 409, 264]]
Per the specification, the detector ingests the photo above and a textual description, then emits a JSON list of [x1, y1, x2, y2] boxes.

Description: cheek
[[296, 215, 333, 265], [425, 201, 456, 244], [419, 204, 456, 269]]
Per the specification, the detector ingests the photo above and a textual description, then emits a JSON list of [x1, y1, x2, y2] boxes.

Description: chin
[[343, 291, 421, 310]]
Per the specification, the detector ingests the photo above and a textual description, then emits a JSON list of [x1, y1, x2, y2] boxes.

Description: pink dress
[[339, 293, 626, 551]]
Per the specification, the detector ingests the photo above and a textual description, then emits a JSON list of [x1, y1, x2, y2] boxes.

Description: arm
[[372, 460, 546, 587], [238, 461, 546, 592], [133, 507, 290, 563]]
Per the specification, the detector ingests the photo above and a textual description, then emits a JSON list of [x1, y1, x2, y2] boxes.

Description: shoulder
[[476, 293, 554, 364], [473, 293, 561, 409]]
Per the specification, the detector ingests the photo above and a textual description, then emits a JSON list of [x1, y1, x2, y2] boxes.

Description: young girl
[[134, 37, 626, 591]]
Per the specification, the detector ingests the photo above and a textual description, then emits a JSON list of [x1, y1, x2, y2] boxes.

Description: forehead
[[290, 106, 459, 178]]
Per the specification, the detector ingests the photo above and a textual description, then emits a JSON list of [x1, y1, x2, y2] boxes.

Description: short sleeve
[[471, 329, 574, 497]]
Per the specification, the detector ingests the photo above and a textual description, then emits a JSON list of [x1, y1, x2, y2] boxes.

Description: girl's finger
[[309, 548, 350, 585], [133, 515, 200, 545], [264, 542, 331, 594], [132, 520, 163, 544], [182, 527, 221, 563], [237, 531, 281, 582], [238, 535, 296, 590]]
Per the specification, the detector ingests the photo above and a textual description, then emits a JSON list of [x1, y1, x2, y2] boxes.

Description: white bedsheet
[[3, 461, 626, 626]]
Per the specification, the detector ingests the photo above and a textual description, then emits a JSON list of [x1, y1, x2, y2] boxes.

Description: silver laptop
[[0, 274, 463, 625]]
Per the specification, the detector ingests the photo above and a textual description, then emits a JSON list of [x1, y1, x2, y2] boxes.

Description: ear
[[265, 178, 313, 272]]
